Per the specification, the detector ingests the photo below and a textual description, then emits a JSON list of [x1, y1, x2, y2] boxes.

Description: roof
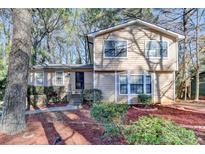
[[30, 64, 93, 70], [87, 19, 185, 39]]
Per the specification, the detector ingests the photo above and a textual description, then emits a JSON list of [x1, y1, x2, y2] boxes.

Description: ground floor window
[[55, 71, 64, 86], [130, 75, 144, 94], [35, 72, 44, 86], [119, 74, 151, 95], [119, 75, 128, 94]]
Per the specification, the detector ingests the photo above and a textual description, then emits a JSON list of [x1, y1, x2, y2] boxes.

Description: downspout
[[86, 35, 92, 64]]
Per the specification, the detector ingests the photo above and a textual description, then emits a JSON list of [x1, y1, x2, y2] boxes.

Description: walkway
[[26, 104, 82, 115]]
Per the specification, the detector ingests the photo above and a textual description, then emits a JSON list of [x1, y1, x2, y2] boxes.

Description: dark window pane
[[120, 84, 128, 94], [76, 72, 84, 89], [146, 84, 151, 94], [146, 41, 168, 58], [130, 84, 137, 94], [119, 75, 128, 84], [115, 41, 127, 57], [130, 75, 143, 84], [146, 75, 151, 84], [130, 84, 143, 94], [105, 40, 115, 49], [104, 40, 127, 57], [136, 85, 143, 94], [105, 48, 115, 57], [161, 49, 167, 57]]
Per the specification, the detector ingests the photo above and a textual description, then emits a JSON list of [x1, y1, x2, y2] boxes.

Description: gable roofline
[[87, 19, 185, 39]]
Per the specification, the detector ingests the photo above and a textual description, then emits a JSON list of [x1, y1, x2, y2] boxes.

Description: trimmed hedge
[[124, 116, 197, 145], [81, 89, 103, 106]]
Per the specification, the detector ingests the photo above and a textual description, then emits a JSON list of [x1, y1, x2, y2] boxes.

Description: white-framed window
[[35, 72, 44, 86], [104, 40, 127, 58], [145, 40, 168, 58], [119, 75, 128, 94], [119, 74, 152, 95], [55, 71, 64, 86]]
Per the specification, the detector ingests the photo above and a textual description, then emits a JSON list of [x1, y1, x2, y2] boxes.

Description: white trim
[[176, 41, 179, 71], [103, 39, 128, 59], [127, 71, 131, 104], [34, 71, 44, 86], [55, 71, 64, 86], [114, 71, 117, 103], [152, 73, 155, 104], [88, 19, 185, 39], [93, 38, 96, 89], [173, 71, 176, 102], [143, 74, 146, 94], [144, 40, 169, 59]]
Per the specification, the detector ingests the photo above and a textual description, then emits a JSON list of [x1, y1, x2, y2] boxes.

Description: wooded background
[[0, 8, 205, 101]]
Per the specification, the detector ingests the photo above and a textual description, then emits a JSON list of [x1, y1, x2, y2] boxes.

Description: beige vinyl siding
[[95, 72, 115, 102], [154, 72, 175, 104], [84, 72, 93, 89], [94, 24, 178, 72]]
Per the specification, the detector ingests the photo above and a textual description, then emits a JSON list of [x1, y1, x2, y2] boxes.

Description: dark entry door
[[75, 72, 84, 89]]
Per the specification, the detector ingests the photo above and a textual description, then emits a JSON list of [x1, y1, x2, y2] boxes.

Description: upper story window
[[35, 72, 44, 86], [55, 71, 64, 86], [104, 40, 127, 58], [145, 40, 168, 58]]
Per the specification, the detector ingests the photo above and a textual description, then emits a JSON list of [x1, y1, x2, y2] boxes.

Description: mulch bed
[[124, 105, 205, 144], [0, 107, 123, 145], [1, 105, 205, 144], [125, 105, 205, 125]]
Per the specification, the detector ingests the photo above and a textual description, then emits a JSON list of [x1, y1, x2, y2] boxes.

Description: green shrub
[[27, 86, 67, 106], [81, 89, 103, 106], [102, 124, 124, 142], [91, 103, 128, 124], [137, 94, 152, 105], [0, 77, 7, 101], [124, 116, 197, 145]]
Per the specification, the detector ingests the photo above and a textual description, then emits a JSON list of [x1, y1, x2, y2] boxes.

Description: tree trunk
[[183, 8, 188, 101], [195, 8, 200, 101], [0, 9, 32, 135]]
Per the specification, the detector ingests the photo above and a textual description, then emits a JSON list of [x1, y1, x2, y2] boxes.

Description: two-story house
[[29, 19, 184, 104]]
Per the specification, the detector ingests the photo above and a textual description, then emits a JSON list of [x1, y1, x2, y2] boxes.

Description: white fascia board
[[87, 19, 185, 40]]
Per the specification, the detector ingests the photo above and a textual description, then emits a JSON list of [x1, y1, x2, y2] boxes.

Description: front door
[[75, 72, 84, 90]]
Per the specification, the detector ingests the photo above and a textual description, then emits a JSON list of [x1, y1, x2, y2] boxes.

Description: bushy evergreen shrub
[[124, 116, 197, 145]]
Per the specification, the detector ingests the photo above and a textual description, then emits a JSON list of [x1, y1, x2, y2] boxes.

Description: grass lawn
[[0, 105, 205, 145]]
